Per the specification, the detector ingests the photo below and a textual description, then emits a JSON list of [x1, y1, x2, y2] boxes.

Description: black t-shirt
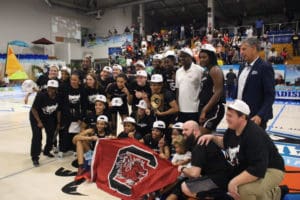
[[223, 121, 285, 179], [98, 77, 114, 91], [191, 141, 231, 189], [199, 67, 225, 107], [83, 87, 105, 114], [165, 68, 176, 94], [60, 85, 85, 122], [106, 82, 128, 108], [129, 81, 151, 112], [151, 89, 177, 124], [130, 111, 155, 137], [30, 91, 60, 120], [143, 133, 160, 152], [117, 131, 142, 140]]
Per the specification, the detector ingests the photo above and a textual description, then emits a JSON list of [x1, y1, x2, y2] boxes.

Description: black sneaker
[[33, 159, 40, 167], [44, 152, 55, 158]]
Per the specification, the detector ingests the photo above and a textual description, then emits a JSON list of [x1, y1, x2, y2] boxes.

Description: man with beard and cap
[[166, 120, 231, 200]]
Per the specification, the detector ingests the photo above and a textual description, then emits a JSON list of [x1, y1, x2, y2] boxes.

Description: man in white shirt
[[176, 48, 204, 122]]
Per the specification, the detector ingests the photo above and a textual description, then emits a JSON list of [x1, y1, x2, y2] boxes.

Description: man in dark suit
[[237, 38, 275, 129]]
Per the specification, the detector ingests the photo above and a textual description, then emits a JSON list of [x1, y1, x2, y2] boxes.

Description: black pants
[[30, 115, 56, 160], [177, 112, 199, 123], [59, 124, 77, 152]]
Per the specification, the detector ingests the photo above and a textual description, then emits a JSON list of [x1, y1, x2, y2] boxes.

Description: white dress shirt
[[237, 57, 259, 100]]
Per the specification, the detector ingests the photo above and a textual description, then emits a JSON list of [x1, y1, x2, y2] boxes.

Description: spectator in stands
[[124, 26, 130, 33], [255, 18, 264, 38], [226, 69, 237, 99], [176, 48, 203, 123], [198, 99, 285, 200], [198, 44, 225, 134], [237, 38, 275, 130], [261, 39, 272, 61], [280, 47, 290, 63], [245, 26, 253, 38], [291, 31, 299, 56], [268, 48, 279, 63], [166, 121, 230, 200]]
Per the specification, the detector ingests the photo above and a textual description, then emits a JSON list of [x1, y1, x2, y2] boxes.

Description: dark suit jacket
[[236, 57, 275, 122]]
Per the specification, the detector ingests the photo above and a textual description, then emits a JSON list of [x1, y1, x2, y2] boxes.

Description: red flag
[[91, 138, 179, 199]]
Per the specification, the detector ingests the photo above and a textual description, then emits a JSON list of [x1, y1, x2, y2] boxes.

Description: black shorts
[[110, 105, 129, 116], [199, 104, 224, 131], [185, 176, 218, 196]]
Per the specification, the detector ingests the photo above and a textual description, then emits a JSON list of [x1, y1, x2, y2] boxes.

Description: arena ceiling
[[47, 0, 300, 26]]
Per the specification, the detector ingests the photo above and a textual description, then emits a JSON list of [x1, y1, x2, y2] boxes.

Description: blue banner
[[85, 33, 133, 48]]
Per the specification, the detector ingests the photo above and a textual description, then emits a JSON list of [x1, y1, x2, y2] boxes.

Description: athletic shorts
[[199, 104, 225, 131], [185, 176, 219, 196]]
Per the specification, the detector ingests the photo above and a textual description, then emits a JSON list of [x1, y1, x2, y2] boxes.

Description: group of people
[[28, 37, 285, 200]]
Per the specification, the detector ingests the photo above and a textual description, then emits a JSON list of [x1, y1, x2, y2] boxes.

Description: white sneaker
[[58, 151, 63, 158]]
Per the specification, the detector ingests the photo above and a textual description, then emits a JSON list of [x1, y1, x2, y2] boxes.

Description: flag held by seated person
[[91, 138, 179, 199]]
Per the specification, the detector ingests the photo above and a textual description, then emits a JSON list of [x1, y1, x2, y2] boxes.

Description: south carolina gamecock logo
[[108, 145, 157, 196]]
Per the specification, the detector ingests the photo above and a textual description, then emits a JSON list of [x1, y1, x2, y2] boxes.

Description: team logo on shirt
[[225, 145, 240, 166], [42, 104, 58, 115], [88, 94, 98, 103], [68, 94, 80, 104], [108, 145, 157, 196]]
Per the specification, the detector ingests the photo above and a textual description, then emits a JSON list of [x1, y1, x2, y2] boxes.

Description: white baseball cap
[[47, 80, 59, 88], [153, 54, 163, 60], [112, 64, 122, 71], [164, 50, 176, 58], [153, 120, 166, 129], [97, 115, 108, 123], [172, 122, 183, 130], [136, 100, 147, 109], [201, 44, 216, 53], [94, 94, 107, 103], [61, 66, 71, 75], [123, 117, 136, 124], [136, 70, 148, 78], [225, 99, 250, 116], [134, 60, 146, 68], [180, 47, 193, 57], [150, 74, 163, 83], [103, 66, 112, 73]]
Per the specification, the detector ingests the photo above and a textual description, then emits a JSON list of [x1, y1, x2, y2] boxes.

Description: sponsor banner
[[85, 33, 133, 48]]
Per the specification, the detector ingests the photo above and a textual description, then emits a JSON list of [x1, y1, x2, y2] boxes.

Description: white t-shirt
[[171, 151, 192, 167], [176, 63, 204, 112]]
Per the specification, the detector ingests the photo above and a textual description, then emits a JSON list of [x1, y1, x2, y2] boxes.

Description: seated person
[[130, 99, 155, 137], [167, 121, 231, 200], [170, 122, 183, 156], [117, 117, 142, 140], [199, 100, 285, 200], [140, 120, 170, 159], [72, 115, 111, 176]]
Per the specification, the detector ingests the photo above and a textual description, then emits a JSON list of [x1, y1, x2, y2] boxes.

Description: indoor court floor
[[0, 87, 299, 200]]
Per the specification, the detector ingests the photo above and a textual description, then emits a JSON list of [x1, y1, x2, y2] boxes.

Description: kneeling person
[[73, 115, 111, 175]]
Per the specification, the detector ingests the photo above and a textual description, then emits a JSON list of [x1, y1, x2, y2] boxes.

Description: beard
[[185, 134, 196, 152]]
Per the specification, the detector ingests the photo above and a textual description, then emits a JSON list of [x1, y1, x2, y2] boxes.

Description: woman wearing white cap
[[80, 94, 111, 132], [128, 69, 151, 113], [130, 100, 155, 137], [24, 65, 59, 104], [98, 66, 114, 91], [29, 80, 61, 166], [140, 120, 170, 160], [198, 44, 225, 134], [73, 115, 111, 176], [58, 72, 85, 155], [117, 117, 142, 140]]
